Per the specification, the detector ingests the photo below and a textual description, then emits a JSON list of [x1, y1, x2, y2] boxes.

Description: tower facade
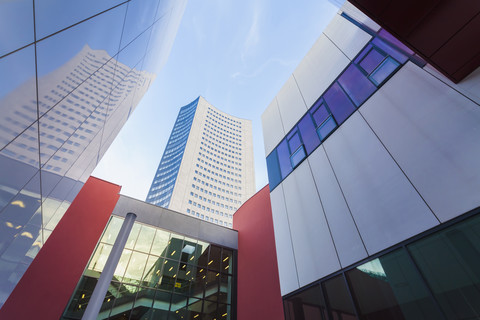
[[146, 96, 255, 228]]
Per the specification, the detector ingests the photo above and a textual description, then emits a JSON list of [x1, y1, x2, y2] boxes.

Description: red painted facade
[[0, 176, 120, 320], [233, 185, 285, 320], [349, 0, 480, 83]]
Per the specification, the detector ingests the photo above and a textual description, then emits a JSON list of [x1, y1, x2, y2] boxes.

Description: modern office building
[[0, 177, 237, 320], [0, 0, 187, 310], [262, 3, 480, 319], [146, 96, 255, 228]]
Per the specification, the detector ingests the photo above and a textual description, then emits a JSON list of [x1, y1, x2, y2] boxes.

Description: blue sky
[[93, 0, 339, 200]]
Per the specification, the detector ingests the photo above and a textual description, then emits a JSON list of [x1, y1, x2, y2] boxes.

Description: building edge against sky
[[146, 96, 255, 228], [0, 0, 187, 309], [262, 2, 480, 319]]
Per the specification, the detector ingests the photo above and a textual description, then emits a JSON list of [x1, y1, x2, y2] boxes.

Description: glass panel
[[221, 249, 233, 275], [354, 44, 373, 65], [266, 150, 282, 190], [338, 65, 376, 106], [87, 243, 113, 276], [142, 255, 164, 288], [359, 48, 386, 74], [125, 223, 141, 249], [204, 270, 220, 302], [158, 259, 179, 292], [323, 275, 357, 320], [98, 282, 117, 318], [324, 82, 357, 125], [317, 117, 337, 141], [113, 248, 132, 281], [169, 293, 188, 320], [34, 0, 125, 39], [151, 230, 170, 256], [288, 131, 302, 153], [187, 297, 202, 319], [408, 215, 480, 320], [369, 57, 400, 86], [130, 287, 155, 320], [277, 139, 293, 179], [0, 0, 34, 57], [119, 0, 160, 49], [191, 266, 207, 300], [197, 242, 210, 267], [219, 303, 231, 320], [298, 114, 320, 155], [63, 276, 97, 319], [109, 284, 138, 319], [100, 217, 123, 245], [167, 236, 184, 261], [203, 300, 218, 319], [124, 251, 149, 284], [208, 246, 222, 271], [219, 274, 233, 305], [290, 146, 306, 168], [311, 103, 330, 127], [0, 45, 37, 151], [151, 290, 171, 320], [377, 30, 415, 55], [346, 249, 443, 320], [284, 284, 328, 320], [134, 225, 156, 253]]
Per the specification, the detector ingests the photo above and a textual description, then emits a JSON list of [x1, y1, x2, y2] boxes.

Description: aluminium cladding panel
[[307, 146, 368, 268], [112, 195, 238, 250], [360, 62, 480, 223], [261, 98, 285, 156], [323, 13, 373, 60], [281, 159, 341, 287], [323, 112, 439, 255], [269, 185, 299, 296], [276, 75, 308, 133], [292, 34, 350, 109]]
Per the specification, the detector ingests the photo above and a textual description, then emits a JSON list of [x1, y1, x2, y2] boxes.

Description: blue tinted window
[[359, 48, 385, 74], [287, 131, 302, 152], [338, 65, 376, 106], [298, 114, 320, 154], [311, 102, 330, 127], [317, 116, 337, 141], [277, 139, 292, 179], [324, 82, 356, 125], [370, 57, 400, 86], [290, 147, 306, 168], [354, 44, 372, 65], [266, 150, 281, 190]]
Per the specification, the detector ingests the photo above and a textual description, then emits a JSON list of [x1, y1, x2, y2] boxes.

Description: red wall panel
[[0, 176, 121, 320], [233, 185, 284, 320]]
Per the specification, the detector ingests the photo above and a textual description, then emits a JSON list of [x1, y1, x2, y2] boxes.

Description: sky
[[92, 0, 339, 201]]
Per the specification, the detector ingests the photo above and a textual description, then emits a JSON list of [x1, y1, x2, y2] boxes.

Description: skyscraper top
[[146, 96, 255, 228]]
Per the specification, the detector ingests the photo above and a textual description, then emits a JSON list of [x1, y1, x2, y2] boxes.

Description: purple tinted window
[[372, 37, 407, 64], [378, 29, 414, 55], [370, 57, 400, 85], [276, 139, 292, 179], [324, 82, 356, 125], [359, 48, 385, 74], [354, 44, 372, 64], [298, 114, 320, 154], [290, 147, 306, 168], [338, 65, 376, 106], [317, 116, 337, 141], [288, 131, 302, 152], [311, 104, 329, 127]]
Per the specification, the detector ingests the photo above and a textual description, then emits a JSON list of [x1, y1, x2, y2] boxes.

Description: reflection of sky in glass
[[357, 258, 387, 279]]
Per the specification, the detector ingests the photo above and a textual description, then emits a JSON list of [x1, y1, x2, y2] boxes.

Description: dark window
[[346, 249, 443, 320], [408, 214, 480, 319], [323, 275, 357, 320], [284, 284, 328, 320]]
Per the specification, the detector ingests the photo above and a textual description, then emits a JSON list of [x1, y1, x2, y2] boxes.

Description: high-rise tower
[[146, 96, 255, 227]]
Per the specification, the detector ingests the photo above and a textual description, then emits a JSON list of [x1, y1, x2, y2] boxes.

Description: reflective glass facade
[[62, 216, 236, 320], [0, 0, 187, 308], [146, 99, 199, 208], [283, 211, 480, 320]]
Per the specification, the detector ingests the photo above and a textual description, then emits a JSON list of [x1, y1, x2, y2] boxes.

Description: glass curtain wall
[[283, 212, 480, 320], [62, 216, 235, 320]]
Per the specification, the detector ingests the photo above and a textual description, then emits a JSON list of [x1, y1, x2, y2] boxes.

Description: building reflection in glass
[[62, 216, 235, 320], [0, 0, 187, 308]]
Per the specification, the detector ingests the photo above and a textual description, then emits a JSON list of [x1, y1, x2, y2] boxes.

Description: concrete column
[[82, 212, 137, 320]]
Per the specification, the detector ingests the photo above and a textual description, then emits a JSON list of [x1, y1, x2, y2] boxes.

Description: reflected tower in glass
[[0, 0, 187, 309], [146, 96, 255, 228]]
